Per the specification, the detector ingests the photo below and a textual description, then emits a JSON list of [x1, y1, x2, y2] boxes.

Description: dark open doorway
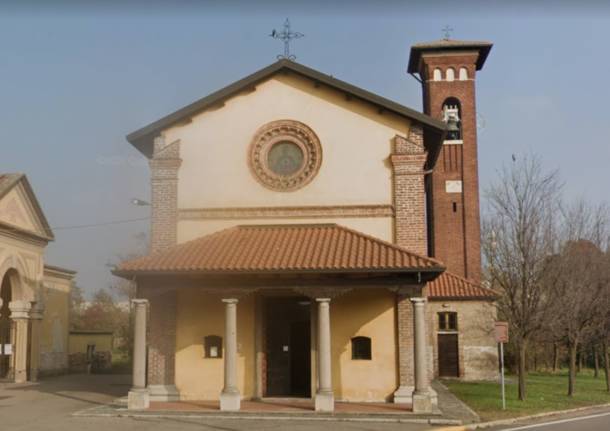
[[264, 297, 311, 397]]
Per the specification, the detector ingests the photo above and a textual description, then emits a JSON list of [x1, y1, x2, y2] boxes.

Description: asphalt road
[[491, 410, 610, 431]]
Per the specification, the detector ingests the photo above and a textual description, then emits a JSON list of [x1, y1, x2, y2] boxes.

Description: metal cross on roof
[[270, 18, 304, 61], [442, 25, 454, 40]]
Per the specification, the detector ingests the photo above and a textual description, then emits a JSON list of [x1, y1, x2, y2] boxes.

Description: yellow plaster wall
[[68, 333, 113, 354], [39, 272, 71, 372], [177, 217, 393, 244], [175, 289, 255, 400], [330, 289, 397, 401], [164, 74, 410, 210]]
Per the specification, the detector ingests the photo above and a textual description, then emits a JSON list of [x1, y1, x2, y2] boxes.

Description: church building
[[115, 38, 498, 413]]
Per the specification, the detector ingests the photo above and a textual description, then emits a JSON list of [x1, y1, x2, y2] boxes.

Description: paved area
[[0, 373, 449, 430]]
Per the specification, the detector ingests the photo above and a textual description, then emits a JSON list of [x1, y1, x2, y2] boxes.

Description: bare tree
[[482, 154, 562, 400], [549, 201, 609, 396]]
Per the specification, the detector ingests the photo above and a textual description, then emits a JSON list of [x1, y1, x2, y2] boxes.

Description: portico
[[116, 223, 443, 413]]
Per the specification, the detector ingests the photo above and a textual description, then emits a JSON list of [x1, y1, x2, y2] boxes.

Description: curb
[[72, 406, 463, 426], [463, 402, 610, 430]]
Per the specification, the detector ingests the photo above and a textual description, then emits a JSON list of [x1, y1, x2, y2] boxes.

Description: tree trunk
[[602, 341, 610, 392], [593, 345, 600, 378], [553, 342, 559, 372], [518, 341, 527, 400], [568, 342, 578, 397]]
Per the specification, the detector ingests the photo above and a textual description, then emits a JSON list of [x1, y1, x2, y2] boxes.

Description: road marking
[[502, 411, 610, 430]]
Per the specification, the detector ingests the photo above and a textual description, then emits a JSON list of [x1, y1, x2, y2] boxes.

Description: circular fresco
[[249, 120, 322, 191]]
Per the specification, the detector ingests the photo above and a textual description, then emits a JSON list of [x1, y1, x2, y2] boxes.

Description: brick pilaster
[[391, 124, 428, 256], [140, 286, 178, 397], [150, 136, 181, 253], [396, 292, 415, 389]]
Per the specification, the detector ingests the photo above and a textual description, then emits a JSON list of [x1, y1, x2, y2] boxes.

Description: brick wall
[[149, 137, 181, 253], [420, 53, 483, 282], [140, 285, 177, 386], [428, 299, 498, 380], [392, 125, 428, 256]]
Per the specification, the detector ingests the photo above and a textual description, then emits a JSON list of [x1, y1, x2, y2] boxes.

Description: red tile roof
[[115, 224, 444, 276], [428, 271, 496, 301]]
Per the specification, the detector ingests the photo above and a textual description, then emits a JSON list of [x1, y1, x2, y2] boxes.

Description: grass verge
[[442, 370, 610, 421]]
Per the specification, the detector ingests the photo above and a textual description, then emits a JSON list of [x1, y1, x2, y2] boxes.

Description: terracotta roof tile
[[428, 271, 496, 300], [115, 224, 444, 276]]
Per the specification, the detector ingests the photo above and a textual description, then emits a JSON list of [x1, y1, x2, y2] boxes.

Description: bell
[[446, 117, 460, 140]]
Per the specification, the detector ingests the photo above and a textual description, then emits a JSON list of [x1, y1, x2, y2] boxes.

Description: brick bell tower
[[408, 39, 492, 282]]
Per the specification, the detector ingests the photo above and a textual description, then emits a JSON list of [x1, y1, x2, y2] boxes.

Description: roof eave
[[112, 265, 446, 280], [126, 59, 446, 158], [407, 42, 493, 74]]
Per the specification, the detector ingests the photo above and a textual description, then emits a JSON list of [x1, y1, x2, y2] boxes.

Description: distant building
[[116, 38, 497, 412], [0, 173, 74, 381]]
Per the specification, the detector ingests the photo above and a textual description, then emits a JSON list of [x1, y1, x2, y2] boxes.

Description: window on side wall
[[438, 312, 458, 331], [351, 336, 372, 360]]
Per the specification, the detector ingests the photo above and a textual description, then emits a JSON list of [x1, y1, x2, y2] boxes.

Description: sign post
[[494, 322, 509, 410]]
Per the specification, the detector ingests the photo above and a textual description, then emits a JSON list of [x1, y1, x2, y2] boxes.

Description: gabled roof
[[127, 59, 447, 159], [408, 39, 493, 73], [428, 271, 497, 301], [0, 173, 54, 241], [114, 223, 445, 277]]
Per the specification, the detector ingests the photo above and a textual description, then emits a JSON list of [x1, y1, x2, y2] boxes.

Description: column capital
[[131, 298, 149, 306], [315, 298, 331, 303], [222, 298, 239, 304], [9, 300, 31, 319], [30, 302, 45, 320], [410, 297, 427, 305]]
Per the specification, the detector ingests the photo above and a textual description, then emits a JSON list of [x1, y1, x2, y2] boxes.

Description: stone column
[[315, 298, 334, 412], [28, 303, 44, 381], [128, 299, 150, 410], [220, 298, 240, 411], [9, 301, 31, 384], [411, 297, 433, 413]]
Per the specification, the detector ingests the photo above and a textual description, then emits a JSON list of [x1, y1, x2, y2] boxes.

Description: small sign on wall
[[445, 180, 463, 193]]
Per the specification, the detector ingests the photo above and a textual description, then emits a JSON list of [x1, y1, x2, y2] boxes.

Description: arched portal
[[0, 270, 16, 379], [0, 267, 32, 383]]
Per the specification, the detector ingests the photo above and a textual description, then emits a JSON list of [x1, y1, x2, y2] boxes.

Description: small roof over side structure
[[126, 59, 447, 168], [408, 39, 493, 74]]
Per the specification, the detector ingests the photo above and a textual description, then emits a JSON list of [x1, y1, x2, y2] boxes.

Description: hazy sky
[[1, 1, 609, 297]]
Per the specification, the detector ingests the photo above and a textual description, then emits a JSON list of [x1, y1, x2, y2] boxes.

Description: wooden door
[[438, 334, 459, 377]]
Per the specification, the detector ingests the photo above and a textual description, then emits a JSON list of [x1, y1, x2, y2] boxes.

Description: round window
[[249, 120, 322, 192], [267, 141, 304, 176]]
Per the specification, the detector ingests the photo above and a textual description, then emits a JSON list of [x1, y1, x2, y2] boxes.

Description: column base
[[393, 385, 414, 404], [315, 391, 334, 412], [128, 388, 150, 410], [412, 390, 434, 413], [14, 369, 27, 384], [30, 369, 39, 382], [220, 390, 241, 411], [148, 384, 180, 402]]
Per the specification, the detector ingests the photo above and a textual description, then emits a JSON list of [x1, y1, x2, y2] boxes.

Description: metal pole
[[500, 342, 506, 410]]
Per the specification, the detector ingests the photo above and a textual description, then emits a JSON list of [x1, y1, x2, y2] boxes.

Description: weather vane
[[270, 18, 304, 61], [442, 25, 454, 40]]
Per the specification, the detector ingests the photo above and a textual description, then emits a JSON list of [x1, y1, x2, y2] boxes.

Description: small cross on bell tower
[[442, 25, 454, 40], [270, 18, 304, 61]]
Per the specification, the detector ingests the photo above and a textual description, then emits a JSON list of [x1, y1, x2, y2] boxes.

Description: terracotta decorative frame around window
[[249, 119, 322, 192]]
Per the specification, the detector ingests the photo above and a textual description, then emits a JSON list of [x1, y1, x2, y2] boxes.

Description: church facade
[[116, 38, 497, 413]]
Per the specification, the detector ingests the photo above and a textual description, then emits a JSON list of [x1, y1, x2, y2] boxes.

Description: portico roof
[[113, 223, 445, 277]]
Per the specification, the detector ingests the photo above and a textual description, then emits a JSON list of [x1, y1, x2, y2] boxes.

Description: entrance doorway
[[0, 272, 14, 379], [264, 297, 311, 397], [438, 333, 459, 377]]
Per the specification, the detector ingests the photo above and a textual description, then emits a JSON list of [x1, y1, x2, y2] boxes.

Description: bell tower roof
[[408, 39, 493, 74]]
